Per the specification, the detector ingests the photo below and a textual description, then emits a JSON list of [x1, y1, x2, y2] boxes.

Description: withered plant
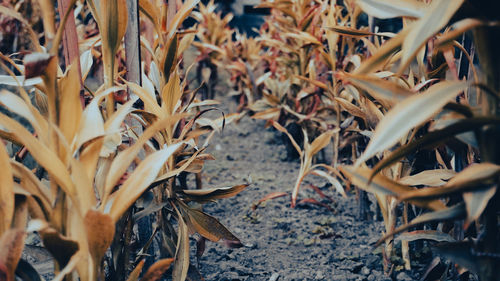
[[0, 0, 247, 280]]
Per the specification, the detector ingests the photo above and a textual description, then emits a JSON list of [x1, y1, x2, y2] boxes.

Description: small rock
[[268, 272, 280, 281], [396, 272, 412, 281], [315, 271, 325, 279], [226, 155, 235, 161], [361, 267, 370, 276]]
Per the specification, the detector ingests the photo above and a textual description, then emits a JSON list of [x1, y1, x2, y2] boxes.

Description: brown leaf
[[40, 228, 79, 269], [252, 192, 288, 210], [84, 210, 115, 264], [182, 184, 249, 202], [141, 258, 174, 281], [0, 229, 26, 281], [463, 186, 497, 228], [180, 204, 239, 243], [339, 165, 446, 211], [23, 53, 54, 79]]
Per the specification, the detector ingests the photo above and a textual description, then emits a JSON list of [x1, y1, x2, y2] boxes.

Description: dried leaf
[[108, 143, 183, 221], [355, 81, 467, 166], [371, 117, 500, 178], [0, 76, 42, 86], [400, 0, 464, 72], [375, 203, 466, 247], [23, 53, 54, 79], [399, 169, 456, 186], [162, 70, 182, 115], [463, 186, 497, 228], [40, 228, 79, 269], [357, 0, 426, 19], [339, 165, 445, 211], [340, 73, 412, 105], [399, 163, 500, 201], [310, 170, 346, 197], [271, 121, 302, 157], [0, 113, 76, 199], [126, 260, 145, 281], [182, 184, 249, 202], [0, 142, 14, 235], [0, 229, 26, 281], [59, 63, 83, 144], [84, 210, 115, 264], [141, 258, 174, 281], [395, 230, 456, 243], [309, 131, 333, 157], [181, 204, 239, 242], [172, 216, 189, 281]]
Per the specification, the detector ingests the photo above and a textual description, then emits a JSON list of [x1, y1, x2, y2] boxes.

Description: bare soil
[[192, 91, 424, 281]]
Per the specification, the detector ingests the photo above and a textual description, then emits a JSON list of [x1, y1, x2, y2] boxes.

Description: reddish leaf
[[252, 192, 288, 210], [296, 198, 334, 212], [307, 184, 334, 202], [23, 53, 55, 79]]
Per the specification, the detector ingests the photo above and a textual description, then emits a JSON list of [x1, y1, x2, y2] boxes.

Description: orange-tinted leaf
[[108, 143, 182, 221], [252, 192, 288, 210], [59, 63, 83, 144], [309, 131, 333, 157], [0, 229, 26, 281], [84, 210, 115, 263], [0, 142, 13, 235], [140, 258, 174, 281]]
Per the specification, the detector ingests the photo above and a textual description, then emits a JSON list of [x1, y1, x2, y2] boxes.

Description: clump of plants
[[208, 0, 499, 280], [0, 0, 247, 280]]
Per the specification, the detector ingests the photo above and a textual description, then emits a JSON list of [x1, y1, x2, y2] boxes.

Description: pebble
[[396, 272, 413, 281], [268, 272, 279, 281], [361, 266, 370, 276], [315, 271, 325, 279]]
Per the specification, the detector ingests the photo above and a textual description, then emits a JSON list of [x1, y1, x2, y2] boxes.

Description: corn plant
[[336, 1, 500, 280], [0, 0, 247, 280], [191, 0, 233, 100]]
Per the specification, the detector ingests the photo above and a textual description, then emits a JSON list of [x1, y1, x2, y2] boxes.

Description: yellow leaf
[[107, 143, 183, 222], [59, 63, 83, 145], [0, 143, 13, 235], [0, 113, 76, 201], [309, 131, 333, 157], [162, 70, 182, 115]]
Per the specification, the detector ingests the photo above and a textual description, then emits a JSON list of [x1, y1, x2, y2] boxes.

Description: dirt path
[[193, 94, 418, 281]]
